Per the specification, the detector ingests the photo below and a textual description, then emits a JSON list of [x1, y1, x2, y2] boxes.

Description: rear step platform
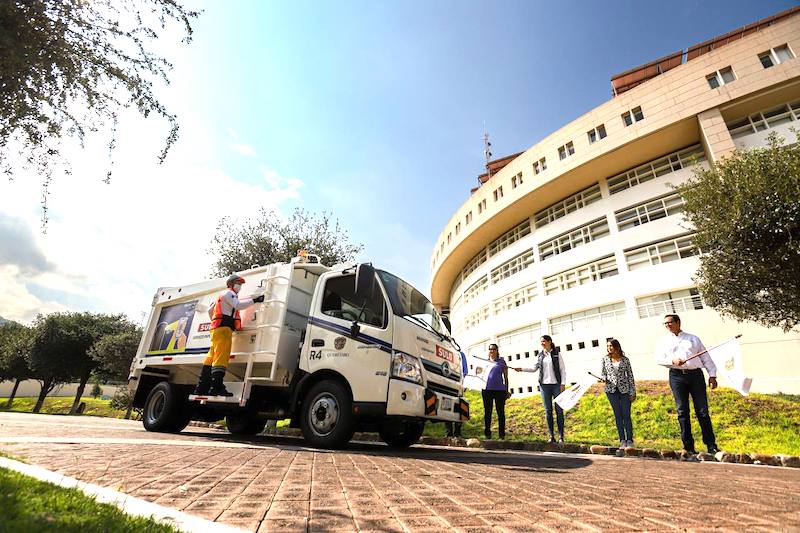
[[189, 394, 241, 404]]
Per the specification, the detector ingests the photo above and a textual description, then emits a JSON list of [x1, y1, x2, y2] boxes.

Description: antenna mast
[[483, 122, 492, 185]]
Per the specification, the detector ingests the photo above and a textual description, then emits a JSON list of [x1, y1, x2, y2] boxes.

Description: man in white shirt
[[654, 314, 719, 454]]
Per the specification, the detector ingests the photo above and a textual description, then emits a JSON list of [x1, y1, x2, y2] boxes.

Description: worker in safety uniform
[[194, 274, 264, 396]]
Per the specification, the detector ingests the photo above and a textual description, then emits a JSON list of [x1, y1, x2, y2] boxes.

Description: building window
[[726, 101, 800, 139], [538, 218, 610, 260], [624, 233, 699, 271], [615, 191, 686, 231], [607, 144, 705, 194], [455, 222, 461, 236], [622, 106, 644, 127], [496, 324, 541, 350], [511, 172, 523, 189], [587, 124, 607, 144], [558, 141, 575, 160], [490, 249, 535, 284], [493, 186, 503, 201], [466, 211, 473, 225], [534, 184, 602, 228], [463, 276, 488, 304], [636, 288, 704, 319], [543, 255, 618, 295], [489, 219, 531, 256], [464, 305, 489, 331], [706, 66, 736, 89], [492, 283, 537, 316], [549, 302, 626, 335], [447, 232, 451, 244], [462, 250, 487, 277], [477, 199, 487, 214], [592, 339, 599, 347], [759, 44, 795, 69]]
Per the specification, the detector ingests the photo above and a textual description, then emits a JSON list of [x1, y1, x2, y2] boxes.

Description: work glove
[[253, 294, 265, 303]]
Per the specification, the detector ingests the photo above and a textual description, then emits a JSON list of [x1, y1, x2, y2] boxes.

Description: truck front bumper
[[386, 378, 469, 421]]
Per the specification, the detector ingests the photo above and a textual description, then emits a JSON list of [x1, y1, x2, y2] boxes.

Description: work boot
[[208, 367, 233, 397], [193, 365, 212, 395]]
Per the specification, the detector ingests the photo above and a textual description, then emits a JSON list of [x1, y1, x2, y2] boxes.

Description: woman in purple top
[[482, 343, 509, 439]]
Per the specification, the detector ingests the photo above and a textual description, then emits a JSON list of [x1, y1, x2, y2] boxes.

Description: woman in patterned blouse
[[601, 339, 636, 449]]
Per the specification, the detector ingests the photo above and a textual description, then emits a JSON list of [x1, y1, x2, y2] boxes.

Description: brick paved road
[[1, 412, 798, 532]]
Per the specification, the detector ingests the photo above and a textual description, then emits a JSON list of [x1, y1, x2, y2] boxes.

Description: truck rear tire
[[300, 380, 355, 449], [143, 382, 190, 433], [226, 414, 268, 436], [379, 419, 425, 449]]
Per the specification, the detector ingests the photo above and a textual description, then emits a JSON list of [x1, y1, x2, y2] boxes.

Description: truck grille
[[421, 358, 461, 382]]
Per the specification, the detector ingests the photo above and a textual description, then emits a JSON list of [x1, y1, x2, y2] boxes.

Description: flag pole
[[588, 371, 605, 383], [682, 334, 742, 363]]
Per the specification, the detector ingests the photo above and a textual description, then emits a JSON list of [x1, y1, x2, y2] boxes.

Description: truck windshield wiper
[[402, 314, 447, 342]]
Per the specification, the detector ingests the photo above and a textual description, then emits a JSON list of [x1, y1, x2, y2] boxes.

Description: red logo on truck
[[435, 345, 454, 362], [198, 323, 211, 332]]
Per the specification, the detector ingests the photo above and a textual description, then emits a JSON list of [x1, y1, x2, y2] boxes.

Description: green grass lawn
[[0, 397, 129, 419], [0, 467, 177, 532], [423, 381, 800, 456]]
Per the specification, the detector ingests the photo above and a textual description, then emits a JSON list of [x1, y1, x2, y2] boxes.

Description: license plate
[[442, 398, 452, 411]]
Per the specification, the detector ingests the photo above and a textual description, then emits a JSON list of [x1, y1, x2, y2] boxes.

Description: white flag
[[706, 337, 752, 396], [555, 375, 597, 411]]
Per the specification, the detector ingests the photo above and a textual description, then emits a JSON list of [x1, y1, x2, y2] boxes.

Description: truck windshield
[[377, 270, 446, 336]]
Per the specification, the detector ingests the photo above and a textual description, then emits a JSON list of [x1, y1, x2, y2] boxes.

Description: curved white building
[[431, 8, 800, 394]]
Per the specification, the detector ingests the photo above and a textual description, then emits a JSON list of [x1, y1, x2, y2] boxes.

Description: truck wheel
[[226, 414, 268, 436], [300, 380, 355, 449], [379, 419, 425, 449], [143, 382, 189, 433]]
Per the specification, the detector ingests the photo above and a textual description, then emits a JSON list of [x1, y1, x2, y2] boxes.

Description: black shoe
[[193, 365, 212, 395], [548, 436, 556, 443], [708, 446, 720, 454], [683, 448, 698, 455], [484, 432, 491, 440], [209, 368, 233, 397], [559, 434, 565, 444]]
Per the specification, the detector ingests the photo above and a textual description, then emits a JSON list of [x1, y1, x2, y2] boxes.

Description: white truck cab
[[129, 254, 468, 448]]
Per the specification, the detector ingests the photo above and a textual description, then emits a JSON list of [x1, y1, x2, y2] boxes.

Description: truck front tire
[[143, 382, 191, 433], [226, 413, 269, 436], [379, 419, 425, 449], [300, 380, 355, 449]]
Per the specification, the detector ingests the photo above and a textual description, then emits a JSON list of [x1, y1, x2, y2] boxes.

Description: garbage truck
[[128, 253, 469, 448]]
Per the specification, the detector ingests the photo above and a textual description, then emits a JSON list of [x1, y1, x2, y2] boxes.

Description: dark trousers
[[540, 383, 564, 438], [669, 369, 716, 451], [606, 390, 633, 442], [445, 422, 462, 437], [481, 389, 506, 438]]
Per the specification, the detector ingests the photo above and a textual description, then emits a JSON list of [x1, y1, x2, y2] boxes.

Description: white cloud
[[0, 107, 304, 323], [231, 143, 257, 157], [0, 265, 69, 323]]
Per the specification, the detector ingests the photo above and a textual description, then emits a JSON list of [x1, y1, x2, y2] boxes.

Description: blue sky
[[0, 0, 794, 323]]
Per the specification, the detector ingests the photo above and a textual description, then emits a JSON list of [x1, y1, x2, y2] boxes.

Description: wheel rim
[[308, 392, 339, 437], [145, 389, 166, 425]]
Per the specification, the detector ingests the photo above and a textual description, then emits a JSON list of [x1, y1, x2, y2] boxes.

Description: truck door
[[302, 272, 392, 403]]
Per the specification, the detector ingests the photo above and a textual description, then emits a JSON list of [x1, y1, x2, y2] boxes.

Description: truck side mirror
[[350, 321, 360, 338], [354, 263, 375, 299], [441, 316, 452, 334]]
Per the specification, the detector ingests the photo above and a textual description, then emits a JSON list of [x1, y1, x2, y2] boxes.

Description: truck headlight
[[391, 352, 422, 384]]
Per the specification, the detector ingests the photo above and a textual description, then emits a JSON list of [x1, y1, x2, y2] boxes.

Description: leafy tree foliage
[[677, 133, 800, 331], [0, 322, 33, 408], [89, 328, 142, 382], [209, 208, 364, 276], [0, 0, 198, 225], [27, 312, 137, 412]]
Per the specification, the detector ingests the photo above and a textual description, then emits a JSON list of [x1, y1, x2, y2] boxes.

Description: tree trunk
[[33, 379, 53, 413], [5, 378, 22, 408], [69, 372, 91, 415]]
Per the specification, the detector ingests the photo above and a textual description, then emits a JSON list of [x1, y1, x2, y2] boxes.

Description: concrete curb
[[0, 457, 246, 533], [246, 426, 800, 468]]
